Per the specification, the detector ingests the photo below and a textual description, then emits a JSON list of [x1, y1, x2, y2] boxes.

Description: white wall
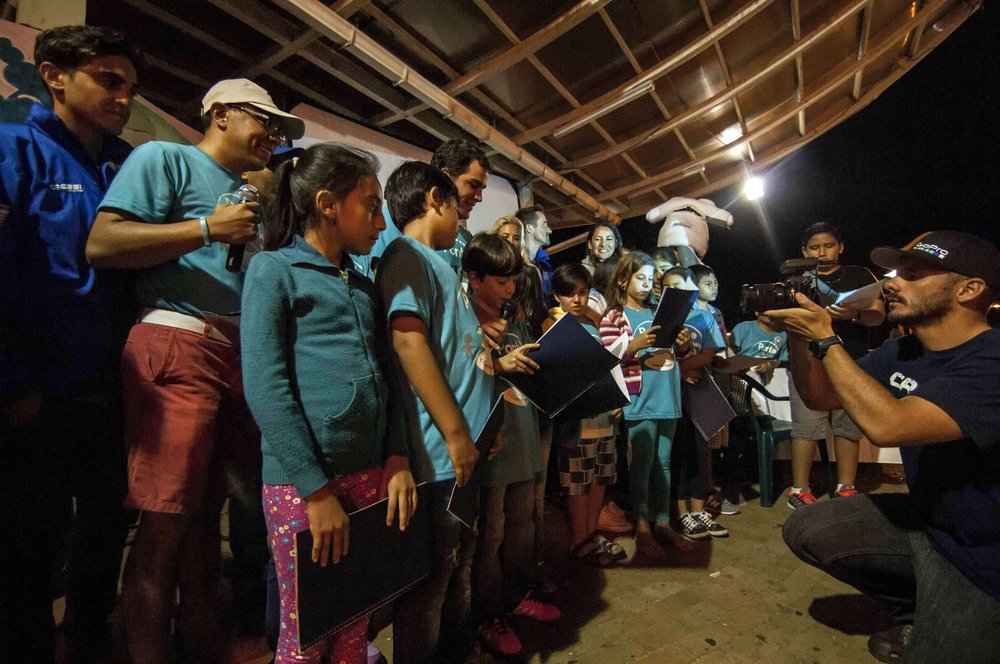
[[290, 103, 519, 234]]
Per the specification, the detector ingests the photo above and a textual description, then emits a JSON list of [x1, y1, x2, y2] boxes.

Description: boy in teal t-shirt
[[378, 162, 534, 662]]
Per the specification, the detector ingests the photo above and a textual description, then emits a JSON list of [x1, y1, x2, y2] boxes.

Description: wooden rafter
[[371, 0, 613, 127], [560, 0, 870, 171], [512, 0, 776, 146], [598, 0, 955, 202]]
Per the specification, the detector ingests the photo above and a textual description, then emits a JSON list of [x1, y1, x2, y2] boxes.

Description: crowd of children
[[234, 139, 784, 661]]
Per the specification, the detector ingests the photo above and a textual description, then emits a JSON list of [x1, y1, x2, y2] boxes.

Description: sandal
[[569, 539, 615, 567], [594, 534, 628, 561]]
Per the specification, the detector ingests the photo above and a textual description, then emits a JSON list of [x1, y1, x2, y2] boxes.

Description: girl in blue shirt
[[242, 143, 416, 664], [662, 267, 729, 541], [599, 253, 692, 558]]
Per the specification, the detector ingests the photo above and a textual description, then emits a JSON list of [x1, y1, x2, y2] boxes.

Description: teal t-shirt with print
[[730, 320, 788, 361], [482, 319, 542, 487], [99, 142, 244, 315], [376, 236, 494, 483], [622, 307, 682, 421], [682, 306, 726, 352]]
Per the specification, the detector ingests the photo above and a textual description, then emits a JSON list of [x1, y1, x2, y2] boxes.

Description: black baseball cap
[[871, 230, 1000, 290]]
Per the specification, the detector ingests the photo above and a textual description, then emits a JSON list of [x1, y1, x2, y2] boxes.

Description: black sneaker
[[693, 511, 729, 537], [867, 624, 912, 663], [679, 513, 710, 540]]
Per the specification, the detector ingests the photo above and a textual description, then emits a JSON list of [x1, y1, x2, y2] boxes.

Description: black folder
[[294, 482, 432, 651], [683, 368, 737, 440], [447, 397, 505, 527], [556, 331, 630, 420], [651, 288, 699, 349], [501, 314, 621, 417]]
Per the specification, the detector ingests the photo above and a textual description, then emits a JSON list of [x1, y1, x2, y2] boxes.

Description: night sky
[[551, 6, 998, 326]]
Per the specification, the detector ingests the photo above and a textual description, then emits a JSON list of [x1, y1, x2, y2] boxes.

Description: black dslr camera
[[740, 258, 834, 313]]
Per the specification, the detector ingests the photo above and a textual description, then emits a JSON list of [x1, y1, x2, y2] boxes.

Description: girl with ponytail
[[241, 143, 417, 663]]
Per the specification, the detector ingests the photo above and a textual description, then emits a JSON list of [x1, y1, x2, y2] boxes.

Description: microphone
[[492, 299, 519, 360], [499, 299, 518, 322], [225, 184, 261, 273]]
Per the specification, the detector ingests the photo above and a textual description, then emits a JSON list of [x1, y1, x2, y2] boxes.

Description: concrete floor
[[370, 464, 906, 664], [55, 464, 906, 663]]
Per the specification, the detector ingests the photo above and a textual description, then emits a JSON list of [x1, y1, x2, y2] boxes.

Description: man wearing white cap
[[86, 78, 304, 662], [766, 230, 1000, 663]]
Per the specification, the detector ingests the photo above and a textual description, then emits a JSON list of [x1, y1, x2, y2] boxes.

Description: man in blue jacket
[[0, 25, 140, 663]]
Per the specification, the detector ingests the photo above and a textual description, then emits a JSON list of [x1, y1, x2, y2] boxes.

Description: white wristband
[[199, 216, 212, 246]]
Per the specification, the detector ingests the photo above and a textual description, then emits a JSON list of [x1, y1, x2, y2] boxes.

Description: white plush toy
[[645, 197, 734, 267]]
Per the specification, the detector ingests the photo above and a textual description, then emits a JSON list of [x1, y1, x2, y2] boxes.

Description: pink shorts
[[121, 322, 259, 514]]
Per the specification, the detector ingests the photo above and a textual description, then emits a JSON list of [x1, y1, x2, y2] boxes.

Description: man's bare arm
[[86, 203, 259, 269], [768, 293, 963, 447], [787, 334, 841, 412], [390, 313, 478, 486]]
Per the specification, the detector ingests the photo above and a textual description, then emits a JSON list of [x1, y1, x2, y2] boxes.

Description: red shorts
[[121, 322, 259, 514]]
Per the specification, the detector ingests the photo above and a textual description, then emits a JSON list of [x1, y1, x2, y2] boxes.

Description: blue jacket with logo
[[0, 103, 133, 404]]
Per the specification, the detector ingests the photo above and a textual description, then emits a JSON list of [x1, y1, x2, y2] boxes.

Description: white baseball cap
[[201, 78, 305, 140]]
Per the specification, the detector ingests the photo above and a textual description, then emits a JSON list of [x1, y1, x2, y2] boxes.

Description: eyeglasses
[[230, 104, 286, 141]]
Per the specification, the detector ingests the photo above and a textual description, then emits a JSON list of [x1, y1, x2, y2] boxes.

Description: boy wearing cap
[[768, 231, 1000, 663], [86, 78, 304, 662]]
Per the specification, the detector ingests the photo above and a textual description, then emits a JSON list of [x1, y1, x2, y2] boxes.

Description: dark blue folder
[[652, 288, 699, 349], [501, 314, 620, 417], [294, 482, 432, 651]]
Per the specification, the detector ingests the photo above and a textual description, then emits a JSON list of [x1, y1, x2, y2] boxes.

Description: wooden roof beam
[[208, 0, 454, 141], [271, 0, 619, 221], [371, 0, 612, 127], [599, 0, 955, 202], [682, 0, 977, 202], [561, 0, 869, 170], [592, 8, 700, 175], [792, 0, 806, 135], [513, 0, 776, 146], [852, 0, 875, 100], [470, 0, 632, 213], [699, 0, 755, 162]]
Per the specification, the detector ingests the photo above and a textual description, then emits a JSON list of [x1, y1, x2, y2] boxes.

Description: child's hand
[[674, 327, 692, 350], [381, 455, 417, 531], [496, 343, 541, 374], [825, 303, 859, 322], [628, 325, 660, 354], [681, 367, 702, 384], [488, 432, 504, 460], [446, 433, 480, 487], [610, 408, 623, 422], [480, 317, 509, 351], [304, 486, 350, 567]]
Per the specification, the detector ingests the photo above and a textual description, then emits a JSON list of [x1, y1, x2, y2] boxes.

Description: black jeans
[[0, 396, 133, 663], [783, 493, 1000, 663]]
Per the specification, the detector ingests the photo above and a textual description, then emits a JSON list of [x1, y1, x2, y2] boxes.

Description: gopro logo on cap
[[913, 242, 949, 259]]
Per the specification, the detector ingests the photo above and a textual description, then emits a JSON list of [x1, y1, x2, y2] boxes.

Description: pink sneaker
[[479, 617, 522, 655], [512, 591, 561, 622]]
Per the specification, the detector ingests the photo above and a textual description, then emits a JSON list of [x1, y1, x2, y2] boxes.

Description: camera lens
[[740, 282, 795, 313]]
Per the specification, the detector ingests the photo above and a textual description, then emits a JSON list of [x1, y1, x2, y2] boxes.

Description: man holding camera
[[786, 223, 884, 508], [765, 230, 1000, 663]]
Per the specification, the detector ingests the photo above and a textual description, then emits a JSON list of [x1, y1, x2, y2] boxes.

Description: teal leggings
[[627, 418, 678, 524]]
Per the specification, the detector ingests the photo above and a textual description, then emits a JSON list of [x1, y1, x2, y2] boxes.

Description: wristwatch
[[808, 335, 844, 359]]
